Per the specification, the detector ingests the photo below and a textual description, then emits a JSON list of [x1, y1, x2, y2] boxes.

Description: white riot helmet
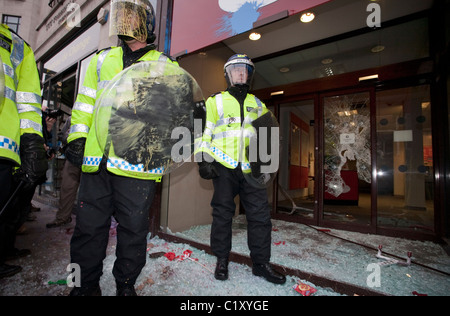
[[224, 54, 255, 88]]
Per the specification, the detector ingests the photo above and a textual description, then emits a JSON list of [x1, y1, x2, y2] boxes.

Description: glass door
[[276, 99, 317, 222], [321, 91, 373, 228], [376, 85, 434, 232]]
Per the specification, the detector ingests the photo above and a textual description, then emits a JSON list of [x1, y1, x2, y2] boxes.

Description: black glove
[[65, 138, 86, 168], [198, 161, 220, 180], [14, 134, 48, 187]]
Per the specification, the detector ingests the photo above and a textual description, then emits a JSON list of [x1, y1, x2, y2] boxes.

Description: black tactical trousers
[[0, 161, 35, 264], [70, 164, 155, 288], [211, 163, 272, 264]]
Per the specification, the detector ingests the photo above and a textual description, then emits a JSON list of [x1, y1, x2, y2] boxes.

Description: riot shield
[[94, 61, 205, 176], [240, 107, 280, 189]]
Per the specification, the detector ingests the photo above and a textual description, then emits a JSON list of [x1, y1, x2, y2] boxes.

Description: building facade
[[2, 0, 449, 242]]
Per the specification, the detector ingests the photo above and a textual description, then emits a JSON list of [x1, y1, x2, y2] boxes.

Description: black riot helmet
[[109, 0, 156, 44], [224, 54, 255, 88]]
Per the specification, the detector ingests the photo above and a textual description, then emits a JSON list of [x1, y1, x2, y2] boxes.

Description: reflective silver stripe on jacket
[[78, 85, 97, 99], [73, 101, 94, 114], [254, 97, 264, 116], [3, 63, 14, 79], [214, 93, 263, 123], [20, 119, 42, 133], [17, 103, 42, 115], [16, 91, 41, 104], [215, 93, 224, 121], [10, 32, 24, 86], [70, 124, 89, 134], [4, 87, 15, 102], [212, 130, 241, 141], [97, 49, 111, 80]]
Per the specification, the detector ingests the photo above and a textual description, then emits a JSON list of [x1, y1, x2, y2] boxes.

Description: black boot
[[6, 248, 31, 260], [252, 263, 286, 284], [69, 283, 102, 296], [214, 257, 229, 281], [0, 263, 22, 279], [116, 283, 137, 296]]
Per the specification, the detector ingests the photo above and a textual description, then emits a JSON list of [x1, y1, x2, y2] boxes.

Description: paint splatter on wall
[[170, 0, 331, 56], [217, 0, 278, 36]]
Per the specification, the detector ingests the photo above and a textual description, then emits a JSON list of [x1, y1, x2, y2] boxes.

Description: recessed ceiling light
[[249, 32, 261, 41], [321, 58, 333, 65], [271, 91, 284, 96], [280, 67, 290, 73], [359, 74, 379, 82], [371, 45, 385, 53], [300, 12, 315, 23]]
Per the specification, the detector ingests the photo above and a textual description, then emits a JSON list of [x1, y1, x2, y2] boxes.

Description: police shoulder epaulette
[[210, 91, 222, 98], [7, 26, 31, 48], [160, 52, 177, 62], [97, 47, 113, 54]]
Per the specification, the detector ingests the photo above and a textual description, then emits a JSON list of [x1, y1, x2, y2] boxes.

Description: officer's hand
[[15, 134, 48, 187], [198, 161, 220, 180], [65, 138, 86, 168]]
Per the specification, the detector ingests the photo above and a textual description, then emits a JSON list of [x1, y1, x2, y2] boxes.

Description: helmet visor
[[109, 0, 148, 42], [225, 64, 254, 87]]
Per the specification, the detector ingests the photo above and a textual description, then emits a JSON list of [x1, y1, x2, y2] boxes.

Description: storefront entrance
[[272, 84, 434, 237], [156, 0, 446, 242]]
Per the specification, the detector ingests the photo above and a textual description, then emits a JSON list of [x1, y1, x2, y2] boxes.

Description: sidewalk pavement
[[0, 193, 448, 296]]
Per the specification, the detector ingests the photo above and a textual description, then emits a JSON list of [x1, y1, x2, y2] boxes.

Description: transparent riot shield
[[240, 107, 280, 189], [94, 61, 205, 177], [0, 55, 5, 110]]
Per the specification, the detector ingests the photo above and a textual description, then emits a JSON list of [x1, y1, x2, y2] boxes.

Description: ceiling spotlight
[[271, 91, 284, 96], [371, 45, 385, 53], [321, 58, 333, 65], [300, 12, 315, 23], [280, 67, 290, 73], [249, 32, 261, 41]]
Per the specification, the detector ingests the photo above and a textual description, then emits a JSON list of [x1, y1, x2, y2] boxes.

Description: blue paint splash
[[217, 1, 263, 37]]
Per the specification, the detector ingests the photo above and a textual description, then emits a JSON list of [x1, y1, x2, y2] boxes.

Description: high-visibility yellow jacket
[[0, 24, 43, 166], [67, 46, 179, 180], [194, 91, 265, 170]]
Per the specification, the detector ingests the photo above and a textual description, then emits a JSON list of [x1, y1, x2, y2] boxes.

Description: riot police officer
[[66, 0, 179, 296], [0, 24, 47, 279], [195, 54, 286, 284]]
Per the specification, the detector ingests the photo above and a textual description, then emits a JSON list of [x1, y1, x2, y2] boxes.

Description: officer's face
[[230, 65, 248, 85]]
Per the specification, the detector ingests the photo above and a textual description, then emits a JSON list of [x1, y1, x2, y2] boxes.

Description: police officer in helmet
[[66, 0, 179, 296]]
